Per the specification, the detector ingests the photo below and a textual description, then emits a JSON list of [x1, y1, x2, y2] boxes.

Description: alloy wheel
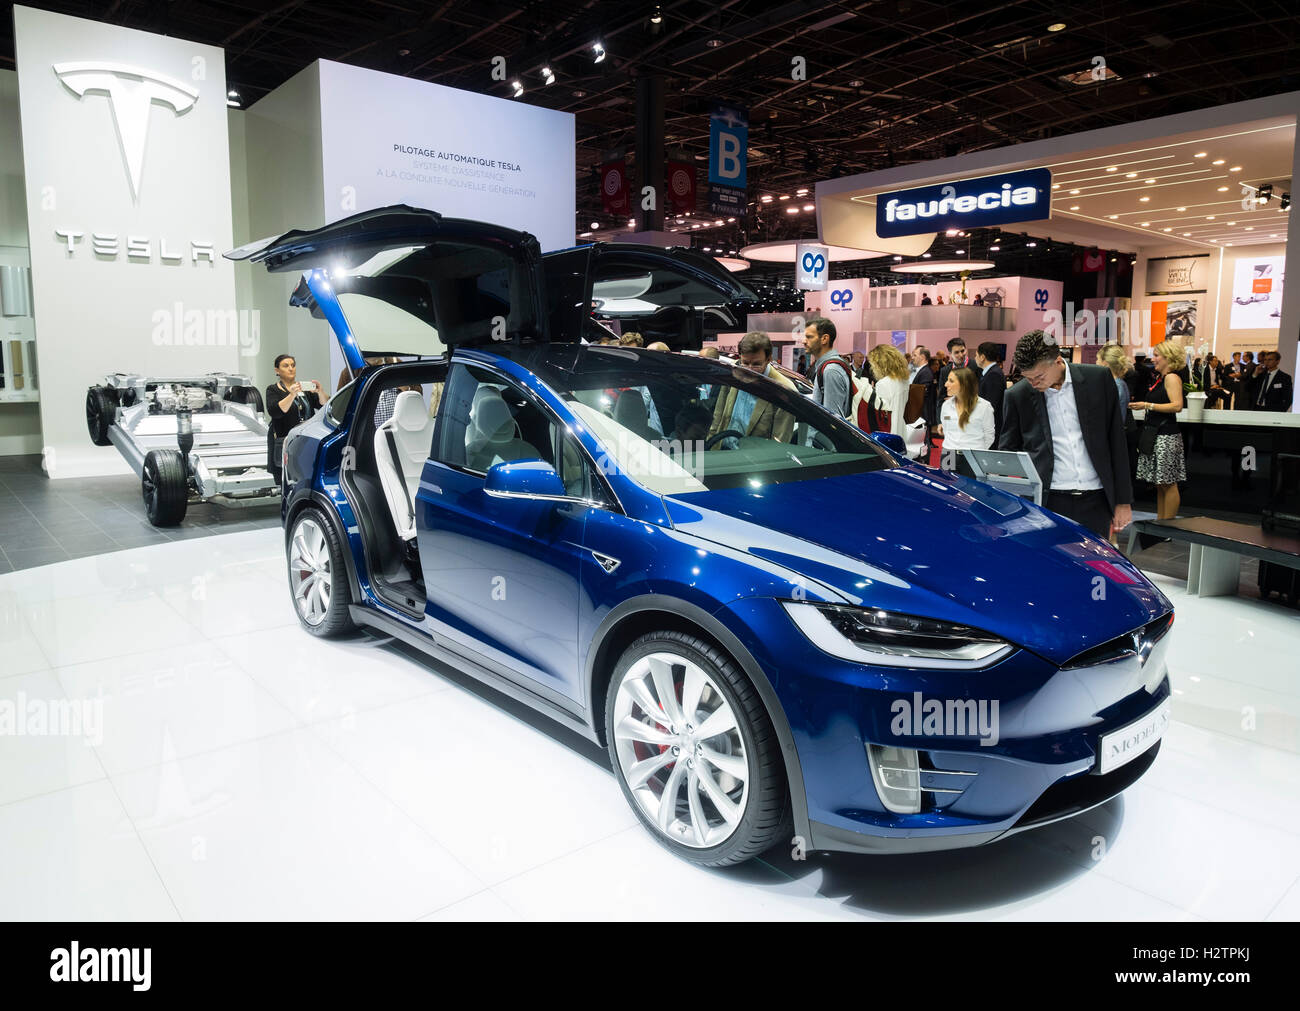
[[290, 517, 332, 626], [612, 651, 749, 848]]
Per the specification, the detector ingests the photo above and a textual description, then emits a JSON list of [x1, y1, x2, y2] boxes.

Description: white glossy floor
[[1, 528, 1298, 921]]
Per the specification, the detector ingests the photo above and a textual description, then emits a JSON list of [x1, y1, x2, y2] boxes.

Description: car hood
[[664, 466, 1170, 666]]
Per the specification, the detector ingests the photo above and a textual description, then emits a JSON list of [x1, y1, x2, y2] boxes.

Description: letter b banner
[[708, 103, 748, 188]]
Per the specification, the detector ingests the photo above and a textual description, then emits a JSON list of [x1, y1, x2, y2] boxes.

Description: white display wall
[[14, 6, 238, 478]]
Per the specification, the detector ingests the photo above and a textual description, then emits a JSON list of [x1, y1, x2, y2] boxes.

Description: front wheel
[[141, 449, 188, 526], [287, 509, 355, 636], [606, 631, 789, 867]]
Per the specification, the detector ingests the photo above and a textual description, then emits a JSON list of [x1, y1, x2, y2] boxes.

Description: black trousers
[[1045, 489, 1111, 538]]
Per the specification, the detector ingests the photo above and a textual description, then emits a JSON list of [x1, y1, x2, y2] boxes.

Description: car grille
[[1060, 611, 1174, 670]]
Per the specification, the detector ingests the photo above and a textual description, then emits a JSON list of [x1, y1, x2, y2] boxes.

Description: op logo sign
[[830, 287, 854, 308], [876, 168, 1052, 238], [53, 61, 199, 203], [796, 243, 828, 291]]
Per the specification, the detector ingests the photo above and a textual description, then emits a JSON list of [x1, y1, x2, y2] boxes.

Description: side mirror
[[870, 432, 907, 456], [484, 458, 569, 501]]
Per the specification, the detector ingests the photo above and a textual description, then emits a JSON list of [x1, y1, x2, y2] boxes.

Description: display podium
[[963, 449, 1043, 505]]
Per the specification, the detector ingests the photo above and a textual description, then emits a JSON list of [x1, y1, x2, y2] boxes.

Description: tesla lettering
[[55, 229, 215, 263]]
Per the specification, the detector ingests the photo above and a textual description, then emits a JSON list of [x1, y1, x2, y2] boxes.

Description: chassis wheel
[[86, 386, 118, 446], [606, 631, 789, 867], [287, 510, 355, 637], [224, 385, 264, 414], [141, 450, 188, 526]]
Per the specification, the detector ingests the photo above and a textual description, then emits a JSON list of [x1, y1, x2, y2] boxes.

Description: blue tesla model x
[[229, 206, 1174, 867]]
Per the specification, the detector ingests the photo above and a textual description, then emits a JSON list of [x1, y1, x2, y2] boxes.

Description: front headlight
[[782, 601, 1013, 669]]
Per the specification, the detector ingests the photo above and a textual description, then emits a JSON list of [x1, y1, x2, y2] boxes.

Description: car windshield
[[548, 353, 896, 494]]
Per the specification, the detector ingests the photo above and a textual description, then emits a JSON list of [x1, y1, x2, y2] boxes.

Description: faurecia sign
[[876, 168, 1052, 238]]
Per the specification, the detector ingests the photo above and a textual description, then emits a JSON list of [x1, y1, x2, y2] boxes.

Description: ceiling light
[[1206, 215, 1215, 220], [727, 217, 736, 223], [1140, 222, 1150, 226], [779, 194, 790, 200], [590, 221, 600, 228], [541, 67, 555, 85], [1052, 183, 1060, 189], [1145, 178, 1156, 184], [945, 228, 960, 236], [802, 203, 815, 211], [891, 259, 995, 273], [850, 79, 864, 87], [795, 187, 809, 196], [786, 207, 799, 214], [1217, 186, 1229, 191], [579, 231, 593, 238], [1106, 166, 1117, 172], [1212, 159, 1225, 165], [1229, 166, 1242, 172], [1107, 214, 1118, 219], [512, 79, 524, 96], [714, 219, 722, 225], [893, 255, 903, 260], [1245, 226, 1253, 231], [1026, 242, 1037, 247], [1176, 206, 1186, 212], [988, 244, 1000, 251], [1194, 151, 1207, 158], [955, 249, 966, 254], [1162, 227, 1172, 231], [1281, 193, 1292, 210], [922, 252, 931, 258], [1139, 196, 1150, 202], [706, 38, 723, 48], [702, 246, 711, 252], [1069, 188, 1080, 195], [1225, 242, 1233, 246], [650, 5, 662, 23], [1070, 205, 1080, 210], [1047, 23, 1067, 32], [593, 42, 606, 62], [1228, 221, 1237, 225], [227, 88, 239, 99], [760, 194, 773, 203], [1126, 172, 1137, 178], [1183, 232, 1191, 236]]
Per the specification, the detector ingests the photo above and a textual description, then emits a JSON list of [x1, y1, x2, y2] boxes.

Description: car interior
[[343, 359, 600, 616]]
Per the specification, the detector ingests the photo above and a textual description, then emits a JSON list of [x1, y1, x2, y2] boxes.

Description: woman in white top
[[938, 366, 994, 476], [865, 344, 911, 437]]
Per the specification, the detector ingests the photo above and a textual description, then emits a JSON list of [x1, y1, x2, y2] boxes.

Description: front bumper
[[720, 597, 1172, 856]]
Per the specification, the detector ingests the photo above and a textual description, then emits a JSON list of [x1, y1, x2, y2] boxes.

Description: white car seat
[[374, 390, 434, 541], [465, 389, 538, 473]]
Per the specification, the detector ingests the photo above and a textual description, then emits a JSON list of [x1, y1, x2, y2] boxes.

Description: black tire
[[605, 630, 789, 867], [141, 449, 188, 526], [224, 385, 264, 413], [86, 386, 118, 446], [286, 508, 356, 637]]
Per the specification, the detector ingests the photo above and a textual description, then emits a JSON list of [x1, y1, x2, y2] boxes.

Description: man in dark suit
[[937, 337, 969, 392], [1248, 351, 1294, 411], [974, 341, 1006, 442], [909, 346, 937, 430], [999, 330, 1132, 538], [1222, 351, 1245, 409]]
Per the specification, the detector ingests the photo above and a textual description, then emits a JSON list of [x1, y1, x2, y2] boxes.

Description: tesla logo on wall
[[53, 61, 199, 202]]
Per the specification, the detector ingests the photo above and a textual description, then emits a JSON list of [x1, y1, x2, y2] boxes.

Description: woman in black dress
[[265, 354, 328, 483], [1130, 340, 1186, 520]]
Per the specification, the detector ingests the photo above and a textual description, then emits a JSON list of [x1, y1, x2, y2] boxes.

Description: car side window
[[433, 363, 556, 475]]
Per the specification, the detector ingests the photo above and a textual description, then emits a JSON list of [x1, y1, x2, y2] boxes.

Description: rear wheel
[[141, 449, 188, 526], [287, 510, 355, 636], [224, 385, 264, 413], [86, 386, 118, 446], [606, 631, 789, 867]]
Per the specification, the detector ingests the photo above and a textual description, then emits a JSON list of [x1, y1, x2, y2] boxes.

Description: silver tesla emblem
[[592, 551, 620, 574], [54, 61, 200, 202]]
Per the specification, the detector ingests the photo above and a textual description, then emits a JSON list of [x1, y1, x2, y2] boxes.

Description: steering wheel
[[704, 429, 745, 450]]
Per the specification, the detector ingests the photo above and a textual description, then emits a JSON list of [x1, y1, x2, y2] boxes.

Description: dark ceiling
[[4, 0, 1299, 281]]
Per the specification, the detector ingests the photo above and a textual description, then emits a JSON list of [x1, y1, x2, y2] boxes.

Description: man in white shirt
[[999, 331, 1133, 538]]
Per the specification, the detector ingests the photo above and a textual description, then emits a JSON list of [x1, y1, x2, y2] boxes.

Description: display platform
[[2, 529, 1298, 920]]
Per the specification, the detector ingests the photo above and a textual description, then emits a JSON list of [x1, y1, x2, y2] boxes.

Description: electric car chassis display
[[86, 372, 278, 526]]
